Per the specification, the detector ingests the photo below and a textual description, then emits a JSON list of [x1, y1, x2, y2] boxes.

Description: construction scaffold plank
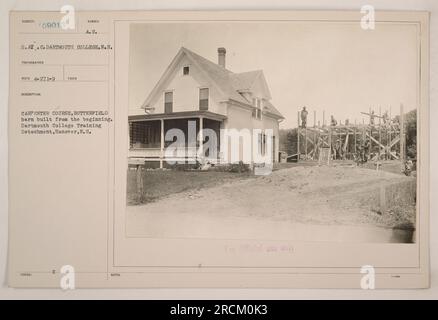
[[296, 105, 405, 163]]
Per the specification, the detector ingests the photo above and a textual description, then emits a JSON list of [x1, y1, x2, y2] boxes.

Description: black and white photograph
[[125, 21, 418, 244], [4, 5, 433, 293]]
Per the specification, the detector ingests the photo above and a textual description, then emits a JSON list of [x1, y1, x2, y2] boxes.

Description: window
[[258, 132, 266, 156], [199, 88, 209, 110], [164, 91, 173, 113], [252, 98, 262, 120], [183, 66, 189, 75]]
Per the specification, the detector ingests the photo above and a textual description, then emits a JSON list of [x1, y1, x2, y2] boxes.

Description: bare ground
[[126, 165, 416, 241]]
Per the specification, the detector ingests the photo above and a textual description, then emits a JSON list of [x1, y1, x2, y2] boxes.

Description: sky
[[129, 21, 419, 129]]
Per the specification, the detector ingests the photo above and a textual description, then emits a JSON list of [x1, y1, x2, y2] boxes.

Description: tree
[[405, 109, 417, 159]]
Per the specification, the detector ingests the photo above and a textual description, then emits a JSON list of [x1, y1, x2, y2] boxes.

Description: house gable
[[140, 47, 283, 120], [249, 72, 272, 100], [230, 70, 272, 101], [143, 49, 227, 115]]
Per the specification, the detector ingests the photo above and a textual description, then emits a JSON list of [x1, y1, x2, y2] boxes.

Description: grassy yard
[[127, 169, 254, 205]]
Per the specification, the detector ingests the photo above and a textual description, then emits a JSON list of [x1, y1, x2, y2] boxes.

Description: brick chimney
[[218, 47, 226, 68]]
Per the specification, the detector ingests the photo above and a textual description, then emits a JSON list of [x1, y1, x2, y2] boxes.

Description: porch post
[[199, 116, 204, 162], [160, 119, 164, 169]]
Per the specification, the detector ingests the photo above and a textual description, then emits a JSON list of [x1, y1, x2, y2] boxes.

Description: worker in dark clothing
[[330, 115, 337, 126], [334, 141, 341, 160], [363, 138, 370, 161], [355, 144, 364, 165], [300, 106, 308, 128]]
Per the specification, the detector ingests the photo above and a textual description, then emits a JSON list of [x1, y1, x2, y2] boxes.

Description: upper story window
[[183, 66, 190, 75], [199, 88, 209, 111], [252, 98, 262, 120], [164, 91, 173, 113]]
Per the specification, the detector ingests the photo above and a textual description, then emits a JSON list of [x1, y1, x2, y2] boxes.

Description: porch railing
[[129, 146, 220, 163]]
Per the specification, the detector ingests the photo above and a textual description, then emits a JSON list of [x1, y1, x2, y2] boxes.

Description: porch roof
[[128, 110, 227, 122]]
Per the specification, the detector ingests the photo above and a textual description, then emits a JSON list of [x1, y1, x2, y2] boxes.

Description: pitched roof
[[263, 100, 284, 119], [229, 70, 263, 92], [182, 47, 249, 105], [142, 47, 284, 119]]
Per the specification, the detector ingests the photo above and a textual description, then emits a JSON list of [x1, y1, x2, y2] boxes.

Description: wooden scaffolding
[[296, 105, 406, 163]]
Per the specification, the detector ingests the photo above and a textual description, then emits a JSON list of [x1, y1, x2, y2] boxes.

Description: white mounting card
[[8, 10, 429, 288]]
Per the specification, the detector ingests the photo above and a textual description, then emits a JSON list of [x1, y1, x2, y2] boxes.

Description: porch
[[128, 111, 226, 168]]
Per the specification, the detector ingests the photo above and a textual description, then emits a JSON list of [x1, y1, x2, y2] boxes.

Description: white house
[[128, 47, 284, 168]]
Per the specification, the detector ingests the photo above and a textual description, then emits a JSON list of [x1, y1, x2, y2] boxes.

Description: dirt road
[[126, 165, 416, 242]]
